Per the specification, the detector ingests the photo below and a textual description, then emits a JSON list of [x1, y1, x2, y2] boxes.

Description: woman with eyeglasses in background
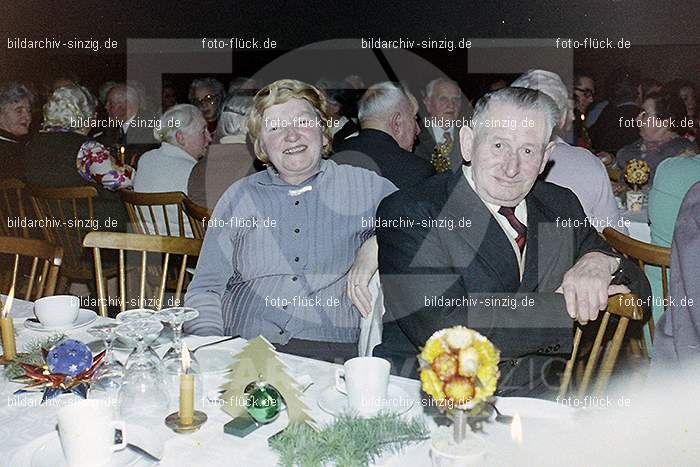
[[188, 77, 225, 142], [616, 90, 697, 181]]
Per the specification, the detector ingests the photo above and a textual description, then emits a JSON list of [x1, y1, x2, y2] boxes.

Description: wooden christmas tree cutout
[[220, 336, 318, 431]]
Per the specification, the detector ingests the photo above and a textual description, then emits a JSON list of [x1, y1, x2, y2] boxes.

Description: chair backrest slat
[[559, 293, 644, 397], [183, 198, 211, 240], [29, 185, 98, 282], [83, 232, 201, 317], [120, 190, 194, 238], [0, 179, 30, 238], [603, 227, 671, 341], [0, 236, 62, 301]]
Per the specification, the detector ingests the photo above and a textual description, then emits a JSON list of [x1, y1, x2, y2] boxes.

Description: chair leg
[[593, 318, 630, 396]]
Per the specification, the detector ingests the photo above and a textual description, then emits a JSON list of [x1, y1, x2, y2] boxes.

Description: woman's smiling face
[[260, 98, 328, 185]]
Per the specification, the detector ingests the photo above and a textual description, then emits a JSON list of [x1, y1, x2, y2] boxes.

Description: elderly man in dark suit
[[333, 82, 434, 189], [414, 78, 473, 174], [376, 87, 650, 397]]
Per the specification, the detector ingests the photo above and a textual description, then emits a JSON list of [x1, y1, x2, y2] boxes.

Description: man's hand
[[347, 236, 378, 318], [555, 252, 630, 324]]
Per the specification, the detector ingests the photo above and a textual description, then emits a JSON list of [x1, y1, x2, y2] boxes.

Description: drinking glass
[[116, 319, 170, 423], [87, 323, 125, 392], [155, 307, 199, 375]]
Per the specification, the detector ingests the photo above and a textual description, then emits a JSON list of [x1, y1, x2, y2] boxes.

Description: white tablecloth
[[0, 297, 565, 466], [619, 207, 650, 243]]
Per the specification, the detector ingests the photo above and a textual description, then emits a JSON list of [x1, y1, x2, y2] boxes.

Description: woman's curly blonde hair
[[247, 79, 333, 163]]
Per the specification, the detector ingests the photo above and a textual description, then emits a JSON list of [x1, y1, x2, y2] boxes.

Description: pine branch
[[269, 413, 429, 467]]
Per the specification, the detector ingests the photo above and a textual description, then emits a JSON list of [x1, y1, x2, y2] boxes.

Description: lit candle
[[1, 262, 18, 361], [510, 412, 523, 446], [179, 342, 194, 425], [119, 146, 125, 164]]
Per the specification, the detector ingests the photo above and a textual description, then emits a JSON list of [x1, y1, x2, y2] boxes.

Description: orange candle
[[119, 146, 125, 164], [179, 342, 194, 425]]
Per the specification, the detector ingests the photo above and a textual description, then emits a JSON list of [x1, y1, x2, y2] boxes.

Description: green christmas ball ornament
[[244, 381, 283, 424]]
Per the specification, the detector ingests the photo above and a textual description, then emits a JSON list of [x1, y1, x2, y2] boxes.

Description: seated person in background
[[414, 78, 473, 173], [314, 79, 360, 145], [189, 78, 225, 142], [187, 95, 262, 210], [97, 83, 158, 167], [616, 91, 697, 181], [0, 81, 33, 181], [511, 70, 626, 233], [185, 79, 397, 363], [646, 150, 700, 327], [653, 182, 700, 365], [133, 104, 211, 236], [588, 74, 641, 155], [375, 87, 650, 396], [333, 82, 434, 189], [24, 85, 132, 231]]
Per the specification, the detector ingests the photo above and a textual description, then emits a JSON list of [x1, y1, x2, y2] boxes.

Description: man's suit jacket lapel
[[519, 191, 563, 292], [442, 172, 520, 291]]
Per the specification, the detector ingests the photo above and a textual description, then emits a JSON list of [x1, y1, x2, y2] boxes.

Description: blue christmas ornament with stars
[[14, 339, 105, 403]]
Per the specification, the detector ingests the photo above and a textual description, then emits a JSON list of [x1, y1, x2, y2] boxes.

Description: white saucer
[[9, 430, 143, 467], [24, 309, 98, 332], [318, 383, 415, 417], [195, 346, 236, 374]]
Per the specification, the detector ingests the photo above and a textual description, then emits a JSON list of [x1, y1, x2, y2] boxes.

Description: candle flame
[[181, 342, 190, 372], [120, 146, 125, 155], [510, 412, 523, 445], [2, 258, 19, 318]]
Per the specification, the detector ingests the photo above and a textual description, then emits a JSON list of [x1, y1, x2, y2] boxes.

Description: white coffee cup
[[58, 399, 127, 466], [34, 295, 80, 328], [335, 356, 390, 416]]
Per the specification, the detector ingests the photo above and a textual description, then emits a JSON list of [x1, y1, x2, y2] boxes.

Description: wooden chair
[[183, 197, 211, 239], [559, 293, 645, 398], [0, 236, 62, 300], [120, 190, 199, 238], [28, 185, 100, 291], [602, 227, 671, 342], [0, 178, 31, 238], [83, 231, 202, 316]]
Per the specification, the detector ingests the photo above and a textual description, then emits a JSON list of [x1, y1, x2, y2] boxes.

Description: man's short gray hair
[[471, 87, 560, 143], [155, 104, 203, 143], [511, 69, 568, 119], [188, 78, 225, 103], [424, 77, 460, 99], [0, 81, 34, 109], [357, 82, 410, 122], [217, 95, 253, 137]]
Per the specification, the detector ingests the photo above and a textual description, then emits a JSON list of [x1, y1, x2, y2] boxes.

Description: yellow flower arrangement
[[624, 159, 651, 188], [419, 326, 500, 408]]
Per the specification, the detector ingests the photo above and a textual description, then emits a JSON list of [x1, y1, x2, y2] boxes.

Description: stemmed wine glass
[[116, 310, 163, 371], [116, 319, 170, 423], [155, 307, 200, 375], [87, 323, 125, 391]]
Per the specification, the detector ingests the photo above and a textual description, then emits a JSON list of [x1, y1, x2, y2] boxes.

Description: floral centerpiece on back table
[[419, 326, 500, 462], [623, 159, 651, 212]]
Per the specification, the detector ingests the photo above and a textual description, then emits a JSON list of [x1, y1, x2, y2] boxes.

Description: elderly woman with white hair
[[133, 103, 212, 235], [187, 95, 261, 209], [511, 69, 624, 233], [0, 81, 33, 180]]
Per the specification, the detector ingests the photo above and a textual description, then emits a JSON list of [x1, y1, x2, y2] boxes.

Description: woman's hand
[[347, 236, 378, 318]]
